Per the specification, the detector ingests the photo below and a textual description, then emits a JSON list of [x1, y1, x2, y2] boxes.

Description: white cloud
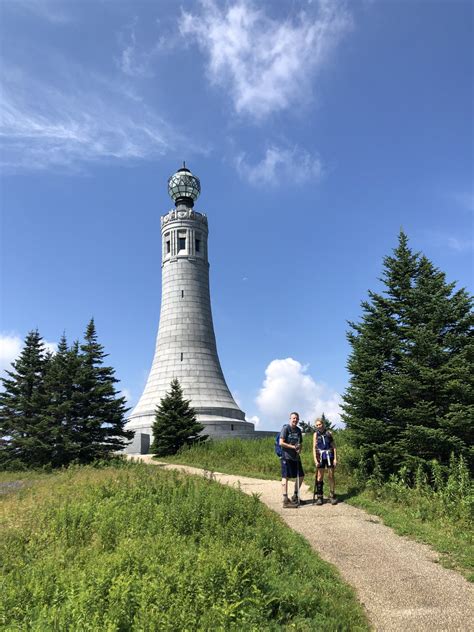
[[0, 333, 57, 376], [117, 18, 169, 78], [8, 0, 73, 24], [0, 335, 23, 375], [236, 145, 323, 185], [246, 414, 260, 428], [256, 357, 342, 430], [180, 0, 352, 119], [446, 237, 474, 253], [0, 64, 189, 172]]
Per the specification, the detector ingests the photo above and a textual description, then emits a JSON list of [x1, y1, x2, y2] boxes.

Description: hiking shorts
[[316, 454, 335, 469], [281, 459, 305, 479]]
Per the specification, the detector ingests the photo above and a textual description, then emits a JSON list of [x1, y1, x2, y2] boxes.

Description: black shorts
[[281, 459, 305, 479], [317, 456, 334, 469]]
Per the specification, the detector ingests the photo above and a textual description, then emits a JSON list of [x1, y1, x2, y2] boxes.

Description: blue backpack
[[274, 425, 288, 458]]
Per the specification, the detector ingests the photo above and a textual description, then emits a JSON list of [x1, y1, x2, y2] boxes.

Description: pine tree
[[343, 232, 473, 477], [151, 378, 207, 456], [0, 330, 52, 468], [73, 319, 133, 463], [43, 334, 82, 467]]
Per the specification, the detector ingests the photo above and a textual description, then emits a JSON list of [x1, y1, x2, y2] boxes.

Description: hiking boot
[[315, 495, 323, 506], [330, 494, 338, 505], [283, 498, 298, 508]]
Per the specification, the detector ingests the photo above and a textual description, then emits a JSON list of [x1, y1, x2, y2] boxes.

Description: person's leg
[[281, 460, 297, 507], [293, 463, 305, 499], [316, 466, 325, 504]]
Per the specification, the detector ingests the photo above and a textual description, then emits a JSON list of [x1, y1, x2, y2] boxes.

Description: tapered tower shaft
[[126, 166, 254, 448]]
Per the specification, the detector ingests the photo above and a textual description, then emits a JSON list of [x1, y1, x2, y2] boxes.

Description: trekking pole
[[296, 446, 301, 507]]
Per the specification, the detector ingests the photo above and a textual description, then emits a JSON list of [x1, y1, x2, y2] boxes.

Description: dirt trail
[[131, 456, 474, 631]]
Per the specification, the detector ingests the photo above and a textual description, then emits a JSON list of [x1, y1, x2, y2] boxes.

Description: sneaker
[[283, 498, 298, 508], [330, 494, 338, 505], [315, 496, 323, 506]]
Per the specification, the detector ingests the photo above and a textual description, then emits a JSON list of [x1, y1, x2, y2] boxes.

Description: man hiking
[[280, 412, 305, 508], [313, 417, 337, 505]]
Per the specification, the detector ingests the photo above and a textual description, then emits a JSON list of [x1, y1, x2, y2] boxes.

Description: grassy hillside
[[161, 435, 473, 580], [0, 463, 368, 631]]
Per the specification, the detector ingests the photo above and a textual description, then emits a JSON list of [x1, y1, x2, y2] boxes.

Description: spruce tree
[[0, 330, 52, 468], [343, 232, 473, 477], [43, 334, 82, 467], [151, 378, 207, 456], [73, 319, 132, 463]]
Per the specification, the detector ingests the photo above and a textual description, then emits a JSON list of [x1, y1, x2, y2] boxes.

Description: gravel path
[[130, 456, 474, 631]]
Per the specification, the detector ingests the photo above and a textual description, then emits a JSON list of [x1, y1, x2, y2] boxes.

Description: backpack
[[274, 433, 283, 458], [275, 424, 289, 458]]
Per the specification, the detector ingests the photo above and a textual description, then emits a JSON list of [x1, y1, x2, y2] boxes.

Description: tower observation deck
[[126, 165, 255, 452]]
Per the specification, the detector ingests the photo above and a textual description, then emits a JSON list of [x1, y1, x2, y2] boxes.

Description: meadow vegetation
[[0, 462, 368, 631], [162, 433, 473, 579]]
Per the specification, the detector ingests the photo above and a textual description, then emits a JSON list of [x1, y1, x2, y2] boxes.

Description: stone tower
[[126, 165, 255, 451]]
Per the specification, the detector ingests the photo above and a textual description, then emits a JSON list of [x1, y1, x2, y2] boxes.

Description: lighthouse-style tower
[[126, 165, 255, 452]]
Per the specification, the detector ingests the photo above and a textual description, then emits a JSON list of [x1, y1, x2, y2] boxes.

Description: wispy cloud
[[117, 18, 170, 78], [424, 231, 474, 254], [0, 65, 185, 172], [446, 236, 474, 253], [180, 0, 352, 119], [256, 357, 342, 430], [7, 0, 73, 24], [236, 144, 323, 185]]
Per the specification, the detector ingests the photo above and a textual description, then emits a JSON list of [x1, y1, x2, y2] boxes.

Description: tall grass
[[162, 436, 313, 480], [161, 433, 473, 579], [350, 454, 473, 579], [0, 463, 368, 630]]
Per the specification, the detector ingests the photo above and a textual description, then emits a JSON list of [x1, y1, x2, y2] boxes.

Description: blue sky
[[1, 0, 472, 430]]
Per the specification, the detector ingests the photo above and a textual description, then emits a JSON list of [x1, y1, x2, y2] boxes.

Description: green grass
[[0, 463, 368, 631], [160, 435, 473, 580]]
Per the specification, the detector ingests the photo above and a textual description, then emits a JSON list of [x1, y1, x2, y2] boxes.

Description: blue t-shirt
[[281, 424, 302, 461]]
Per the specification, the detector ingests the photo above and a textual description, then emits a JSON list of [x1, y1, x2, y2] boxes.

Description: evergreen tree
[[0, 330, 52, 468], [300, 412, 335, 433], [73, 319, 132, 463], [43, 334, 82, 467], [151, 378, 207, 456], [343, 232, 473, 478]]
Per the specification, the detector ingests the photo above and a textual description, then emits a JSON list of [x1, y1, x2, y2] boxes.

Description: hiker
[[280, 412, 305, 508], [313, 417, 337, 505]]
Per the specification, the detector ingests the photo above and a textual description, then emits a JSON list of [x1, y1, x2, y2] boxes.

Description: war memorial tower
[[126, 165, 255, 452]]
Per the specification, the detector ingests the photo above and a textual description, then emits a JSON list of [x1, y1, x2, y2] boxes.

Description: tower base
[[124, 413, 256, 454]]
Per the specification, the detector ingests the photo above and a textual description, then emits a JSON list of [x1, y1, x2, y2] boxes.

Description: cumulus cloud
[[0, 333, 57, 376], [256, 357, 342, 429], [246, 414, 260, 428], [236, 145, 323, 185], [180, 0, 352, 119]]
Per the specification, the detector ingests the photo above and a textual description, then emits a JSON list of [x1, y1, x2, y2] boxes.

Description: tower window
[[181, 290, 184, 298], [231, 424, 234, 431], [166, 240, 171, 254], [180, 352, 183, 361], [195, 238, 200, 253], [178, 237, 186, 251]]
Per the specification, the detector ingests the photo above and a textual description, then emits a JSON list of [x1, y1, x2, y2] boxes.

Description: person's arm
[[280, 436, 299, 451], [313, 432, 319, 464], [330, 433, 337, 467]]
